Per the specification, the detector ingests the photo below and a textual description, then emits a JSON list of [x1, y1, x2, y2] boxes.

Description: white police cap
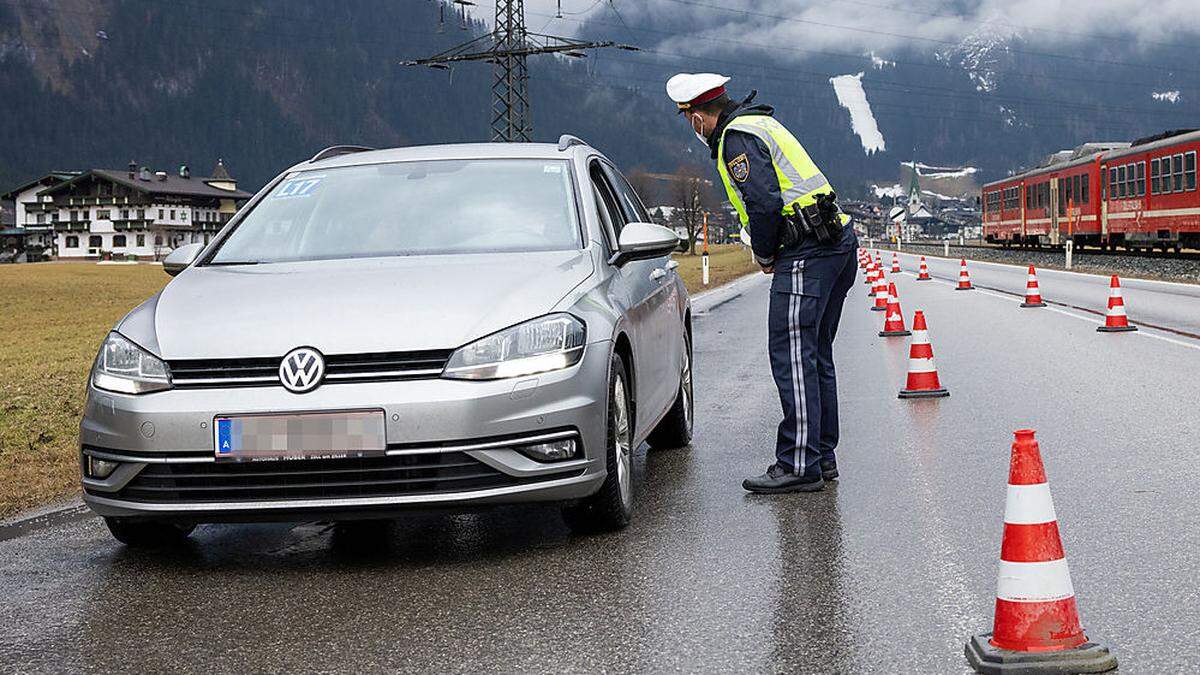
[[666, 73, 731, 113]]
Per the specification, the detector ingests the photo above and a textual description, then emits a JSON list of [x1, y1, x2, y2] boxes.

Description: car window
[[602, 163, 651, 224], [589, 161, 626, 243], [209, 159, 581, 264]]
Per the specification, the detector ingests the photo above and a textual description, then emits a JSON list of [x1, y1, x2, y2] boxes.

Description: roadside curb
[[0, 497, 89, 542], [692, 271, 768, 314]]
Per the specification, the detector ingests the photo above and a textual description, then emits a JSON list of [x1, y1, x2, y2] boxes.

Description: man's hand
[[761, 265, 774, 275]]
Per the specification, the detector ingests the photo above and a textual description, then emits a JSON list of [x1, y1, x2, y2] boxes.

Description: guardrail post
[[944, 240, 949, 257], [1065, 240, 1073, 269]]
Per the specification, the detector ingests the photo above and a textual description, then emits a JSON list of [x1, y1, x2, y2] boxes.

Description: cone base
[[1096, 325, 1137, 332], [879, 330, 912, 337], [870, 306, 887, 311], [915, 277, 932, 281], [956, 286, 975, 291], [1020, 302, 1047, 308], [898, 388, 949, 399], [965, 633, 1117, 674]]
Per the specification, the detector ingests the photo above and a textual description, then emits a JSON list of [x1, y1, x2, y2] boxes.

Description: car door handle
[[650, 268, 667, 281], [665, 260, 679, 271]]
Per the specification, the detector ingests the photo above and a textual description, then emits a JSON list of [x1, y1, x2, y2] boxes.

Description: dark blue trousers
[[767, 249, 857, 476]]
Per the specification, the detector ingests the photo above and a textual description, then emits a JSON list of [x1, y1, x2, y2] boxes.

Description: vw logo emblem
[[279, 347, 325, 393]]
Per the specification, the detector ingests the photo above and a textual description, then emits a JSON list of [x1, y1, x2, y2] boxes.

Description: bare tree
[[669, 164, 720, 254]]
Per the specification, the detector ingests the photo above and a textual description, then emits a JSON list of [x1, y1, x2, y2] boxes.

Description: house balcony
[[112, 219, 155, 231], [56, 221, 91, 232]]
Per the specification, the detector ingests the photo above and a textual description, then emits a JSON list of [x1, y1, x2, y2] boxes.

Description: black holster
[[785, 192, 842, 247]]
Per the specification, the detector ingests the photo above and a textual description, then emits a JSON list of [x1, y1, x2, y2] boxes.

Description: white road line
[[896, 271, 1200, 352], [893, 250, 1199, 291]]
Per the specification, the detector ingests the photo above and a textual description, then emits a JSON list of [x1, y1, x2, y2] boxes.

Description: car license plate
[[214, 410, 386, 462]]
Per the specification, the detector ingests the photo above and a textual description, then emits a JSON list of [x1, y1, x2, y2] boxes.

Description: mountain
[[1, 1, 1197, 200]]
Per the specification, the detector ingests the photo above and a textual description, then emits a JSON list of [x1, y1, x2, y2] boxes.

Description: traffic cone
[[1021, 265, 1046, 308], [879, 282, 911, 337], [965, 430, 1117, 674], [916, 256, 932, 281], [1096, 275, 1137, 332], [956, 258, 974, 290], [891, 252, 901, 273], [872, 269, 889, 311], [898, 311, 948, 398], [864, 260, 876, 285]]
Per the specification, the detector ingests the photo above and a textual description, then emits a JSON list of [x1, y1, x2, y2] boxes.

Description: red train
[[982, 130, 1200, 252]]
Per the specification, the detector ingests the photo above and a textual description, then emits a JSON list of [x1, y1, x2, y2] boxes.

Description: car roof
[[291, 141, 596, 174]]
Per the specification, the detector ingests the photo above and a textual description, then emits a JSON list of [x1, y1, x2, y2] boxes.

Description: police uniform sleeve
[[724, 130, 785, 267]]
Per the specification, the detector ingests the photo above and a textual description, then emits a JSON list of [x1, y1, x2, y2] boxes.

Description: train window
[[1073, 175, 1080, 204], [1162, 156, 1173, 193], [1117, 166, 1127, 198], [1187, 152, 1196, 191], [1108, 168, 1117, 199], [1151, 158, 1161, 195], [1173, 154, 1184, 192], [1082, 174, 1089, 204], [1136, 162, 1145, 197]]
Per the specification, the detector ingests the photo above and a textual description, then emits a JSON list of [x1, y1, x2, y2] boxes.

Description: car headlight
[[443, 313, 586, 381], [91, 332, 172, 394]]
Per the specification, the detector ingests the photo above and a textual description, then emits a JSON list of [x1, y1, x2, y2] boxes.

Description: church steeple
[[907, 159, 922, 206]]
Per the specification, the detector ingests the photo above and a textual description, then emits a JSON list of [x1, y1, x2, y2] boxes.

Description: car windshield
[[209, 158, 581, 264]]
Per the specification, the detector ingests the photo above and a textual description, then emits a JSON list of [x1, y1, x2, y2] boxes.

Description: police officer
[[667, 73, 859, 494]]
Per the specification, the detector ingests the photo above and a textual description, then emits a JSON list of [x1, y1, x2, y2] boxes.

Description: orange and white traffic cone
[[956, 258, 974, 290], [891, 252, 901, 273], [878, 282, 911, 337], [864, 260, 876, 286], [898, 311, 948, 398], [1096, 275, 1136, 332], [965, 430, 1117, 674], [872, 269, 889, 311], [1021, 265, 1046, 308], [916, 256, 932, 281]]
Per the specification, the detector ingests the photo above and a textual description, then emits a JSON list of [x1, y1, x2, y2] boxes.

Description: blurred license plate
[[214, 410, 386, 462]]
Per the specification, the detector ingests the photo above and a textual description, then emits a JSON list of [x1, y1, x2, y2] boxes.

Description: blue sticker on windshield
[[273, 175, 324, 199]]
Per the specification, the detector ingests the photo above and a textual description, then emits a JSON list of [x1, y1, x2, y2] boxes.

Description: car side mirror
[[162, 242, 205, 277], [610, 222, 684, 267]]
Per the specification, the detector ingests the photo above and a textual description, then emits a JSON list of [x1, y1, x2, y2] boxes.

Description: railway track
[[897, 241, 1200, 263]]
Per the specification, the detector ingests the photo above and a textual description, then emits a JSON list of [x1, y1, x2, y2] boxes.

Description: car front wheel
[[562, 350, 633, 533], [104, 517, 195, 547]]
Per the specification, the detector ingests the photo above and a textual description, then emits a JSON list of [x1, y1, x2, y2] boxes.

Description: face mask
[[691, 114, 708, 146]]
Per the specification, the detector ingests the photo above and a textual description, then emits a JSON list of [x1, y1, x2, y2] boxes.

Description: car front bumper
[[81, 342, 612, 521]]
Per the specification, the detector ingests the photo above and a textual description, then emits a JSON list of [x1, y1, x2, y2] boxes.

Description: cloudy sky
[[522, 0, 1200, 57]]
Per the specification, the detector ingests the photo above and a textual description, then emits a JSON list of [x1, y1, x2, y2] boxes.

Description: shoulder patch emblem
[[727, 153, 750, 183]]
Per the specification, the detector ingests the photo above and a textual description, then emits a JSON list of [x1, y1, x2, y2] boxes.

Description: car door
[[599, 161, 682, 423], [587, 161, 668, 434]]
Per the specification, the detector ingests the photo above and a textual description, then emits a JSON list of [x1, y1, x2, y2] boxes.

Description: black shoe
[[742, 464, 825, 494], [820, 459, 838, 480]]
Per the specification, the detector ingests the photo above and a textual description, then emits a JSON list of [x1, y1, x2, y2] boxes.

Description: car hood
[[146, 250, 595, 359]]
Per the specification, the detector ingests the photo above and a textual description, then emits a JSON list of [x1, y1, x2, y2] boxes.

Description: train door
[[1099, 163, 1109, 244], [1049, 177, 1060, 245]]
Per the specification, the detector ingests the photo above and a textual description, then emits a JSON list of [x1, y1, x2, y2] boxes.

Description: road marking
[[897, 271, 1200, 351], [894, 250, 1200, 291]]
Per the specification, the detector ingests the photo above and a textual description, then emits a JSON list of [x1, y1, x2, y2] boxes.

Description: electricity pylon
[[403, 0, 636, 142]]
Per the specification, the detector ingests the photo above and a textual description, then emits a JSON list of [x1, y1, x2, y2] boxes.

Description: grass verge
[[0, 262, 168, 518], [673, 243, 762, 294]]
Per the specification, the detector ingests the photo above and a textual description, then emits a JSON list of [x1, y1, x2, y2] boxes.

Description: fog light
[[518, 439, 577, 462], [86, 456, 120, 479]]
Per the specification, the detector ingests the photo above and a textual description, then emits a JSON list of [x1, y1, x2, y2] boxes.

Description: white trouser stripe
[[996, 559, 1075, 602], [791, 261, 807, 475], [1003, 482, 1057, 525]]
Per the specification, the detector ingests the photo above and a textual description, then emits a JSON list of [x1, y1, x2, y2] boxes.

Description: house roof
[[1, 171, 82, 201], [45, 169, 252, 200]]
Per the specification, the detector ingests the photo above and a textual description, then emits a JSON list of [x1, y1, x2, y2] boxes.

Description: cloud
[[528, 0, 1200, 59]]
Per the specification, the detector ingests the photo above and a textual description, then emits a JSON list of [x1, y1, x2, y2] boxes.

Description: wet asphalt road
[[3, 265, 1199, 673]]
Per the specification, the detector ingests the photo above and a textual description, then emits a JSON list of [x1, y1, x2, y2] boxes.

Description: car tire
[[646, 331, 693, 450], [562, 350, 633, 533], [104, 517, 195, 547]]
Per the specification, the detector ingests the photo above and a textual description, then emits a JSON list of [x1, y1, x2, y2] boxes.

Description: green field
[[0, 251, 758, 518], [0, 263, 168, 517]]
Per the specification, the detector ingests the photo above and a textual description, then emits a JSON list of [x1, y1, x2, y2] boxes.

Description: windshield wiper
[[206, 260, 262, 266]]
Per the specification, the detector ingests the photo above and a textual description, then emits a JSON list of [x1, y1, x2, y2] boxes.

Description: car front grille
[[93, 451, 556, 504], [167, 350, 453, 389]]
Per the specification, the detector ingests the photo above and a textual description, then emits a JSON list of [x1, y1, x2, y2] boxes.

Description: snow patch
[[1153, 90, 1181, 104], [901, 161, 978, 179], [829, 73, 886, 155], [872, 183, 905, 199], [867, 51, 895, 70]]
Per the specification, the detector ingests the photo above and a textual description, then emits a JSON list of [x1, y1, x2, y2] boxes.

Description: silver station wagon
[[81, 136, 694, 545]]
